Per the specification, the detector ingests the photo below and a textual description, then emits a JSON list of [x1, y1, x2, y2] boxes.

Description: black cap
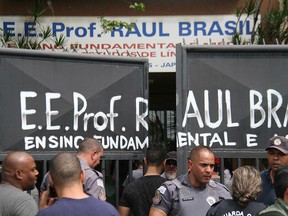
[[166, 151, 177, 161], [265, 136, 288, 154]]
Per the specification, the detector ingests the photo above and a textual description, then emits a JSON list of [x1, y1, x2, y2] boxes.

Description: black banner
[[0, 48, 149, 154], [177, 45, 288, 155]]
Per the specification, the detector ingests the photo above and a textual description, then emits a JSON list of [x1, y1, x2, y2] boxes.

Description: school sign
[[0, 15, 255, 72]]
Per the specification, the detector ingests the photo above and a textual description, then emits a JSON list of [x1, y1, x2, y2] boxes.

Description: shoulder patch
[[152, 189, 162, 205], [98, 187, 106, 201]]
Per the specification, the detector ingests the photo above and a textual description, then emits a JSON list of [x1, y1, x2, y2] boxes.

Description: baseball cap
[[265, 136, 288, 154], [166, 151, 177, 161]]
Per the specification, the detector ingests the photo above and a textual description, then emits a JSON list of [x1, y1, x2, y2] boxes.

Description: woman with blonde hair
[[206, 165, 266, 216]]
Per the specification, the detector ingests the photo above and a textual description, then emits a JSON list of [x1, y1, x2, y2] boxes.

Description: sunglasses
[[166, 160, 177, 166]]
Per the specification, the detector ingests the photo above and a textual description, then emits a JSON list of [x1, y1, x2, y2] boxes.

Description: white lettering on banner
[[46, 93, 61, 130], [0, 15, 256, 72], [73, 93, 121, 132], [136, 97, 149, 131], [20, 91, 149, 150], [179, 89, 288, 148], [182, 90, 239, 129], [24, 135, 149, 150], [20, 91, 37, 130]]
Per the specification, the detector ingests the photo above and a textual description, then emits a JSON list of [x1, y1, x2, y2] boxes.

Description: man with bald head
[[40, 137, 106, 200], [0, 151, 39, 216], [37, 152, 119, 216], [150, 146, 231, 216]]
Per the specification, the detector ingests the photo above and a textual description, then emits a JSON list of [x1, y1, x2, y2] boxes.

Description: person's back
[[37, 152, 119, 216], [207, 166, 266, 216], [37, 196, 118, 216], [119, 145, 167, 216], [40, 137, 106, 200], [120, 175, 166, 216], [0, 151, 39, 216]]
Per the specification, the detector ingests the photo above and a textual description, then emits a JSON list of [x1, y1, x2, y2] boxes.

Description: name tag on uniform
[[182, 197, 194, 201]]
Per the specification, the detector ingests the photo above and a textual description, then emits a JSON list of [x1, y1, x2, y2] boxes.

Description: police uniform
[[79, 158, 106, 201], [40, 159, 106, 201], [152, 173, 231, 216]]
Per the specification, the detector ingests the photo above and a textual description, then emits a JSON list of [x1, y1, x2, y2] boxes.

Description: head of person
[[164, 151, 177, 180], [1, 151, 38, 191], [76, 137, 104, 168], [49, 152, 84, 189], [188, 146, 214, 188], [145, 145, 166, 169], [231, 165, 262, 206], [134, 160, 144, 169], [274, 164, 288, 201], [265, 136, 288, 172]]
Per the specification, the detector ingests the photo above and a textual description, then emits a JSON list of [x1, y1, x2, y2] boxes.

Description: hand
[[39, 188, 57, 209]]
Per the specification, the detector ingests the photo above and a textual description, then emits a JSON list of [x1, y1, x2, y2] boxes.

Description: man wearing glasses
[[161, 151, 177, 180]]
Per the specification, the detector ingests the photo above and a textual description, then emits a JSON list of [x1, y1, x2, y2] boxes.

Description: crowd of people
[[0, 135, 288, 216]]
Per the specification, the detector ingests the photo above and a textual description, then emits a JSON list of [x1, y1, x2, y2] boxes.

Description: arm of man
[[118, 206, 130, 216], [149, 207, 167, 216], [85, 170, 106, 200]]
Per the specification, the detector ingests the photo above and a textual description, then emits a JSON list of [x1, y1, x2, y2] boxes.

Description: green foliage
[[0, 1, 145, 49], [232, 0, 288, 44], [0, 30, 14, 45], [129, 2, 145, 11], [0, 0, 67, 49], [100, 2, 145, 34], [232, 0, 263, 44], [27, 0, 46, 23], [100, 17, 134, 34], [54, 34, 67, 48], [24, 0, 48, 46], [265, 0, 288, 44]]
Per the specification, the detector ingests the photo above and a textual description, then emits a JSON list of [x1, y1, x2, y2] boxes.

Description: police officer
[[40, 137, 106, 201], [149, 146, 231, 216]]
